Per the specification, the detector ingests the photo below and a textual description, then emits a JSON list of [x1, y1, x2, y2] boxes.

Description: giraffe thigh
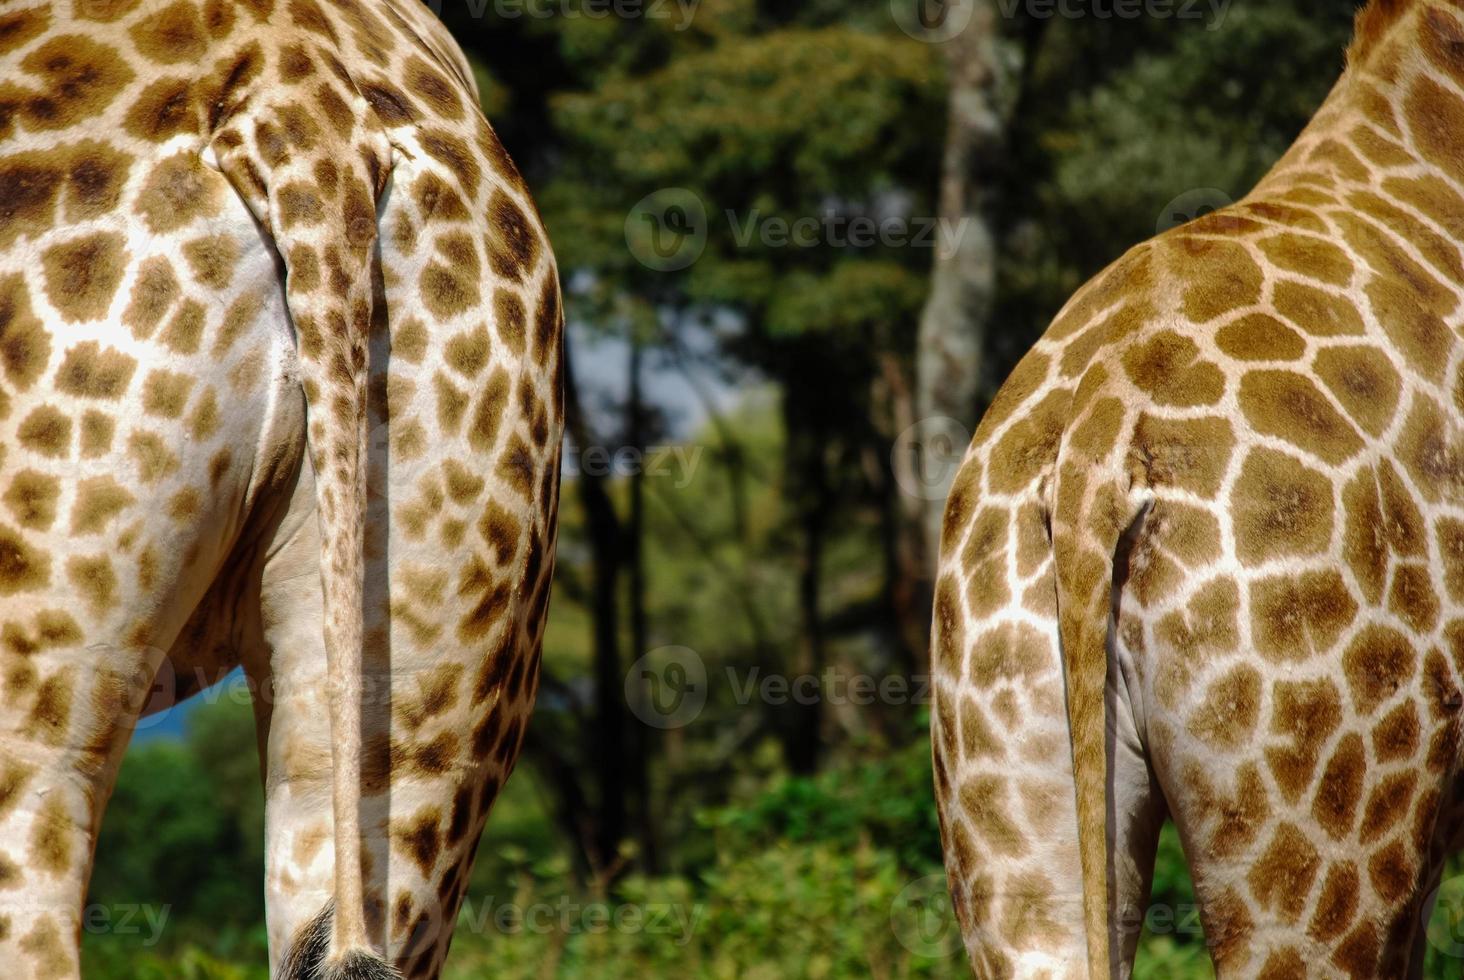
[[936, 488, 1118, 979], [0, 621, 162, 980], [1134, 504, 1459, 978], [255, 450, 545, 980], [0, 393, 287, 978], [0, 550, 187, 980]]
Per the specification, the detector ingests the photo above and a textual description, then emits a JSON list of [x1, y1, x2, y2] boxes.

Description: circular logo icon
[[891, 0, 977, 43], [890, 873, 963, 959], [625, 646, 707, 729], [1427, 875, 1464, 958], [1156, 187, 1235, 236], [92, 650, 176, 733], [892, 416, 971, 502], [625, 188, 708, 272]]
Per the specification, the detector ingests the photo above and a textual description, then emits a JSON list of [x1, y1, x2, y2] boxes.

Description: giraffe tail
[[1050, 459, 1152, 980], [211, 122, 402, 976], [277, 170, 402, 978]]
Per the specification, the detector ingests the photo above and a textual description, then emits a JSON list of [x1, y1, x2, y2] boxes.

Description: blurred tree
[[549, 23, 944, 783], [87, 696, 265, 967], [908, 1, 1046, 661]]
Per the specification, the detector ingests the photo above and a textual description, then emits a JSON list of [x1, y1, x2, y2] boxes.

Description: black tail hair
[[277, 903, 403, 980], [323, 951, 405, 980]]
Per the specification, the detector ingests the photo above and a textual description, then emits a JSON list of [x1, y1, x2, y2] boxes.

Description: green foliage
[[766, 261, 929, 340], [702, 734, 940, 873], [84, 696, 268, 976], [548, 24, 943, 329], [448, 744, 962, 980], [989, 0, 1360, 376], [447, 841, 964, 980], [1048, 2, 1354, 258], [1135, 824, 1212, 980], [86, 943, 267, 980]]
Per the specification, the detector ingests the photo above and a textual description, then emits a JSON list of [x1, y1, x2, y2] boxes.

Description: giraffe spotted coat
[[0, 1, 561, 978], [934, 1, 1464, 977]]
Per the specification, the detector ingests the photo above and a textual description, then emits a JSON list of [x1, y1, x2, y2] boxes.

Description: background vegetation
[[80, 1, 1453, 977]]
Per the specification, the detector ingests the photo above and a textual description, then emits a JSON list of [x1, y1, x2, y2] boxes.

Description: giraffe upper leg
[[1128, 478, 1463, 977]]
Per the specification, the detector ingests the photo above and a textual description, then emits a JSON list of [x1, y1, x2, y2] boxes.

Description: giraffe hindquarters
[[0, 426, 290, 979], [0, 497, 276, 977]]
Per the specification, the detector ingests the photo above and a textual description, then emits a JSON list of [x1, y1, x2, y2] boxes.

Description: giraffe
[[932, 1, 1464, 976], [0, 1, 561, 978]]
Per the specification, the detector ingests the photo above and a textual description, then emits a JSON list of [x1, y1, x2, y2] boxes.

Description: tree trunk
[[911, 4, 1037, 563], [624, 330, 659, 873], [562, 342, 626, 877], [781, 384, 830, 776], [876, 352, 928, 676]]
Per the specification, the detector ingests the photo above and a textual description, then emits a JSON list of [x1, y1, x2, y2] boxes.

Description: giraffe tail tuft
[[278, 902, 405, 980], [278, 902, 330, 978], [321, 951, 406, 980]]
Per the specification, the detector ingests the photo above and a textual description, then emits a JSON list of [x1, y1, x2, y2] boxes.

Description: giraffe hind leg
[[0, 485, 284, 978], [1134, 501, 1459, 978], [0, 600, 170, 979], [934, 484, 1085, 977], [934, 471, 1167, 979]]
